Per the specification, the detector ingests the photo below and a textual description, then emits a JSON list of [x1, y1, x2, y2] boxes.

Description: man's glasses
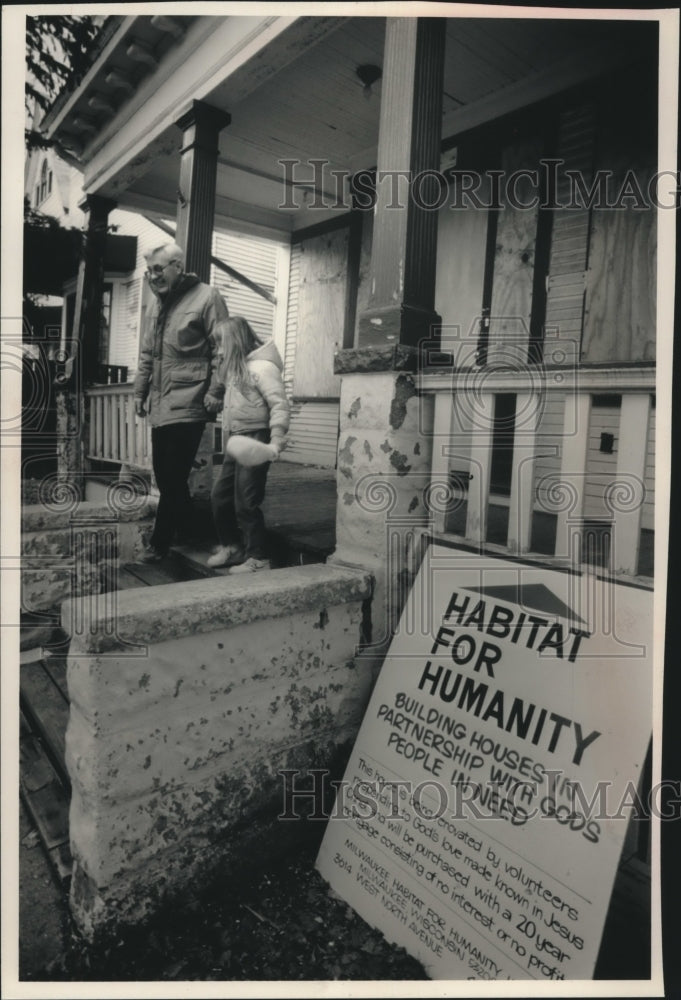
[[145, 260, 181, 278]]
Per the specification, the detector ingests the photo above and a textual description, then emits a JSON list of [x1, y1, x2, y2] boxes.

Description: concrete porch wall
[[60, 563, 373, 937], [21, 498, 156, 617]]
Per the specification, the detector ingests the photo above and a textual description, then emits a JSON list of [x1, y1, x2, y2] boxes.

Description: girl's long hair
[[221, 317, 261, 383]]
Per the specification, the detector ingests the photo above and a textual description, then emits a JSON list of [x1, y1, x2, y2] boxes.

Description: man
[[134, 242, 228, 562]]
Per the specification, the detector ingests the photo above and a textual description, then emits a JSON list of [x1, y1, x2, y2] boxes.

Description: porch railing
[[418, 364, 656, 579], [87, 384, 152, 470]]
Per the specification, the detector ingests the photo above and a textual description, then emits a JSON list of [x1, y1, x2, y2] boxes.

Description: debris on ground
[[30, 841, 426, 982]]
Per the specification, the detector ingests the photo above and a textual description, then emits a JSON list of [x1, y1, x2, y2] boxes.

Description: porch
[[23, 9, 663, 960], [85, 358, 655, 585]]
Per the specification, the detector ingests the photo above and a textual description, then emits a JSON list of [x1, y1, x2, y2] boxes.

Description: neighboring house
[[23, 135, 291, 471], [23, 11, 667, 946]]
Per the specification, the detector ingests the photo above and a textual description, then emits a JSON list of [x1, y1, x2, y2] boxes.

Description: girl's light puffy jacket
[[222, 339, 290, 440]]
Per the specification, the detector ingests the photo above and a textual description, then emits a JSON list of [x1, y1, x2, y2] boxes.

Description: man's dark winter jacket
[[134, 274, 228, 427]]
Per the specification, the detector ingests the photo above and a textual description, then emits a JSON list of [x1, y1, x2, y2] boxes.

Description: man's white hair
[[144, 241, 184, 264]]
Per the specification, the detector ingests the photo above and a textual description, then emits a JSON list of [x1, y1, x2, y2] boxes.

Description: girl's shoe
[[207, 545, 244, 568], [140, 544, 167, 563], [228, 557, 271, 574]]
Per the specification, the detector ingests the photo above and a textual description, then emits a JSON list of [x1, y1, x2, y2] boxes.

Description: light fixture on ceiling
[[356, 64, 382, 100]]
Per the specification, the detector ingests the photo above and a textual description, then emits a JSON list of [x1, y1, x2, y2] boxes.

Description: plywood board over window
[[435, 175, 490, 359], [292, 226, 348, 399], [583, 172, 657, 362], [487, 137, 544, 366], [582, 66, 657, 363]]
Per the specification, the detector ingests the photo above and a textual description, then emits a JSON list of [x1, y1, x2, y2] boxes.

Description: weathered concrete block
[[22, 498, 157, 534], [22, 569, 73, 615], [20, 500, 155, 612], [62, 564, 371, 653], [68, 730, 357, 939], [333, 369, 435, 647], [62, 565, 373, 936], [334, 344, 418, 374]]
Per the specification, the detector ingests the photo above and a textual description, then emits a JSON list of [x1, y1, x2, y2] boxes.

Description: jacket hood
[[154, 272, 201, 311], [247, 338, 284, 371]]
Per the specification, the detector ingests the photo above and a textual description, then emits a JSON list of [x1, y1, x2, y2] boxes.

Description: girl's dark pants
[[211, 428, 271, 559]]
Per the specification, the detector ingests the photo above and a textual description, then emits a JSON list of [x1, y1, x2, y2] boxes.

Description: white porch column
[[611, 393, 651, 575], [555, 392, 591, 564], [465, 393, 494, 545], [507, 392, 542, 554], [330, 17, 445, 657]]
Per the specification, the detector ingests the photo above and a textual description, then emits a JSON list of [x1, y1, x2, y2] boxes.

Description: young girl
[[205, 317, 290, 573]]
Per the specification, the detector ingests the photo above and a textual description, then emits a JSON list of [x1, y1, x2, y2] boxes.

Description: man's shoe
[[207, 545, 244, 568], [139, 545, 167, 564], [228, 557, 271, 574]]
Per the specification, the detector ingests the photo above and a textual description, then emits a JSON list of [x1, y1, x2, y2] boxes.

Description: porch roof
[[42, 12, 648, 237], [23, 224, 137, 295]]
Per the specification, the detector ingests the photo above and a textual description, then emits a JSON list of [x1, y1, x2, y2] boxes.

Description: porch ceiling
[[45, 14, 646, 235]]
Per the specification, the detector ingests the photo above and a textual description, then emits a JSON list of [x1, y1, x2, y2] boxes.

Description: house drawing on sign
[[15, 10, 667, 968]]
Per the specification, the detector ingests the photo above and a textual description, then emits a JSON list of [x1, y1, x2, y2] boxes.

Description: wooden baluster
[[507, 392, 542, 554], [555, 392, 591, 564], [612, 393, 651, 575], [96, 395, 104, 459], [103, 394, 111, 460], [111, 394, 117, 462], [88, 393, 96, 458], [465, 393, 494, 545], [117, 392, 126, 465]]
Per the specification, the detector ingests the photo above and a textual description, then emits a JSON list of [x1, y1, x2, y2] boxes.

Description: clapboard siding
[[104, 212, 163, 376], [283, 244, 302, 397], [544, 105, 596, 364], [107, 278, 140, 374], [211, 230, 277, 339], [282, 401, 339, 468], [280, 243, 338, 467]]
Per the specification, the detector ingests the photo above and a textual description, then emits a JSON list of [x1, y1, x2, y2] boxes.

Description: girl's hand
[[270, 435, 288, 455], [204, 392, 223, 414]]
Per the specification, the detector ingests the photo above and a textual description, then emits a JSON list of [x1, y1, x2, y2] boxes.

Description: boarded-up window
[[435, 176, 490, 358], [582, 68, 657, 363], [486, 137, 545, 366]]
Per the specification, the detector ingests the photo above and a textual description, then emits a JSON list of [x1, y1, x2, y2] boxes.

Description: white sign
[[317, 542, 653, 981]]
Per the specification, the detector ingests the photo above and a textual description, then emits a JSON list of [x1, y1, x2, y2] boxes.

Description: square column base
[[358, 303, 441, 350], [331, 369, 435, 647]]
